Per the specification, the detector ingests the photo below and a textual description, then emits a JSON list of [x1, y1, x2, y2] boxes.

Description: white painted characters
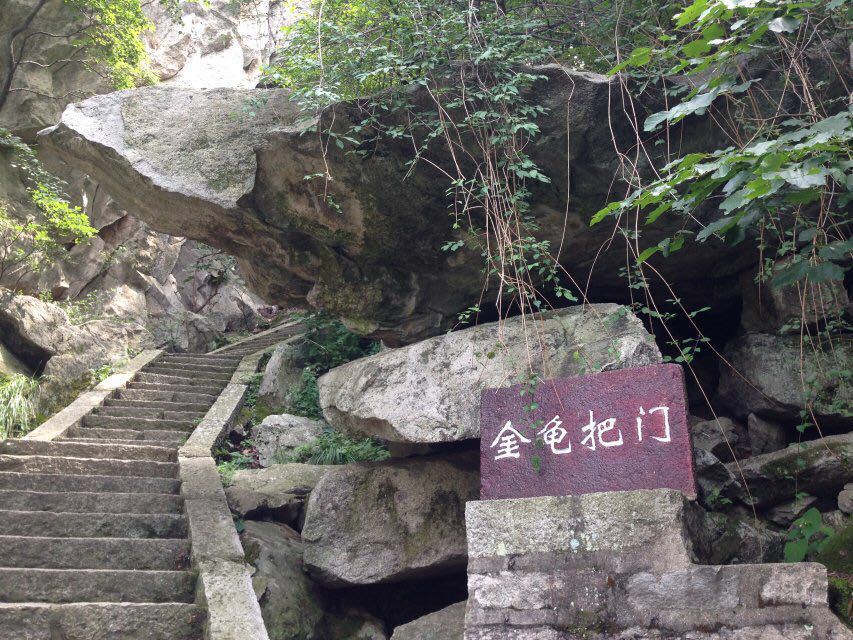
[[489, 406, 673, 462], [490, 422, 531, 460]]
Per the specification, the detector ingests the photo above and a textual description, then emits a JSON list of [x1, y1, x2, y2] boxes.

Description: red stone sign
[[479, 363, 696, 500]]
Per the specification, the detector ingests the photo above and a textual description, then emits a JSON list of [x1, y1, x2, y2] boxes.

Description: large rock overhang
[[40, 69, 753, 344]]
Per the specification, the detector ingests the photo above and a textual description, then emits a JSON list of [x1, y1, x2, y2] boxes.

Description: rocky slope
[[1, 0, 295, 383]]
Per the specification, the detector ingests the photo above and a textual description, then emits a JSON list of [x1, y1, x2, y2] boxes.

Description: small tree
[[0, 0, 158, 113], [0, 127, 96, 290]]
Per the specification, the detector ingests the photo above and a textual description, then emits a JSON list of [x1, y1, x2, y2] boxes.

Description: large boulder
[[254, 414, 325, 467], [301, 452, 479, 587], [40, 67, 752, 344], [318, 305, 660, 445], [725, 433, 853, 509], [258, 340, 307, 408], [716, 332, 852, 427], [226, 463, 331, 526], [390, 602, 465, 640], [241, 521, 387, 640]]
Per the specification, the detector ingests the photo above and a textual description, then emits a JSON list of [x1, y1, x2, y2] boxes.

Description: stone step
[[0, 510, 188, 539], [0, 568, 195, 603], [0, 490, 183, 514], [0, 472, 180, 495], [0, 455, 179, 479], [60, 437, 182, 448], [63, 427, 189, 444], [94, 405, 205, 421], [127, 381, 224, 396], [104, 398, 212, 413], [82, 415, 194, 432], [159, 354, 242, 365], [0, 536, 190, 570], [0, 440, 176, 463], [115, 388, 218, 404], [135, 371, 231, 386], [0, 602, 203, 640], [147, 361, 236, 375]]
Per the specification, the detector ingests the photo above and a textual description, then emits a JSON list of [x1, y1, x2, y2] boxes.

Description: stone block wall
[[464, 489, 851, 639]]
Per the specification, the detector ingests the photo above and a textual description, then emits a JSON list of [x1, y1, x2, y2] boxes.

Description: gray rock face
[[40, 67, 752, 343], [839, 483, 853, 515], [0, 291, 150, 410], [689, 417, 740, 462], [740, 266, 850, 334], [301, 452, 479, 587], [143, 0, 292, 89], [716, 332, 852, 426], [254, 414, 325, 467], [725, 433, 853, 509], [318, 305, 660, 445], [258, 341, 307, 409], [241, 521, 388, 640], [226, 463, 330, 526], [693, 448, 745, 508], [391, 602, 465, 640], [747, 413, 788, 456]]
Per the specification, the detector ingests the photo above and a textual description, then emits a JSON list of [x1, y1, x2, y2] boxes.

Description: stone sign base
[[464, 490, 851, 640]]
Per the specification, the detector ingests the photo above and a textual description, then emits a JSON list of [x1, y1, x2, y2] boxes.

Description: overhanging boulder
[[41, 68, 752, 344]]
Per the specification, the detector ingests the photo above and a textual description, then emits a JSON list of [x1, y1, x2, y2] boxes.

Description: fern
[[282, 428, 389, 465], [0, 374, 40, 439]]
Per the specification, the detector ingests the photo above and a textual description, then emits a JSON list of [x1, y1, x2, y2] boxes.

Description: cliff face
[[41, 67, 757, 344], [1, 0, 294, 363]]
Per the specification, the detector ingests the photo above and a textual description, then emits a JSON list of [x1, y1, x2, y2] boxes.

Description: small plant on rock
[[283, 427, 389, 465], [784, 507, 835, 563]]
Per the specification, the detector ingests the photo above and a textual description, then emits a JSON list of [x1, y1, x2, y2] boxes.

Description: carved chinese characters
[[480, 364, 697, 500]]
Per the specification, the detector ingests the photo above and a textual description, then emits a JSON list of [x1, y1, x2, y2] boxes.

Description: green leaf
[[637, 246, 661, 264], [768, 16, 801, 33], [783, 538, 809, 562], [807, 261, 846, 282], [675, 0, 708, 27]]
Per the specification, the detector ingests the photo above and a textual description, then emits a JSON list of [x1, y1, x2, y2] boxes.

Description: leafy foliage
[[784, 506, 835, 562], [0, 374, 40, 439], [593, 0, 850, 290], [0, 129, 96, 288], [64, 0, 157, 89], [286, 312, 379, 419], [282, 427, 389, 465]]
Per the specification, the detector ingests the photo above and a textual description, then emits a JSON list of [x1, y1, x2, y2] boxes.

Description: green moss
[[827, 575, 852, 629], [816, 524, 853, 574]]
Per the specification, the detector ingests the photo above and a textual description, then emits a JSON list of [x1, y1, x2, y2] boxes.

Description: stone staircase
[[0, 324, 297, 639]]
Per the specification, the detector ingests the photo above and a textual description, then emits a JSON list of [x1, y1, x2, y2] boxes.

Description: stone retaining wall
[[464, 489, 851, 639]]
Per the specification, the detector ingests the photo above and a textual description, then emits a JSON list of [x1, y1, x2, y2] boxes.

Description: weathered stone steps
[[63, 427, 189, 444], [0, 472, 181, 494], [158, 354, 242, 366], [0, 602, 203, 640], [82, 415, 194, 432], [94, 405, 205, 421], [104, 398, 212, 413], [0, 328, 296, 638], [0, 439, 176, 462], [0, 455, 179, 479], [0, 510, 187, 538], [0, 568, 195, 603], [0, 490, 183, 514], [146, 362, 236, 376], [135, 371, 231, 386], [127, 381, 225, 395], [114, 388, 218, 404], [0, 536, 190, 570]]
